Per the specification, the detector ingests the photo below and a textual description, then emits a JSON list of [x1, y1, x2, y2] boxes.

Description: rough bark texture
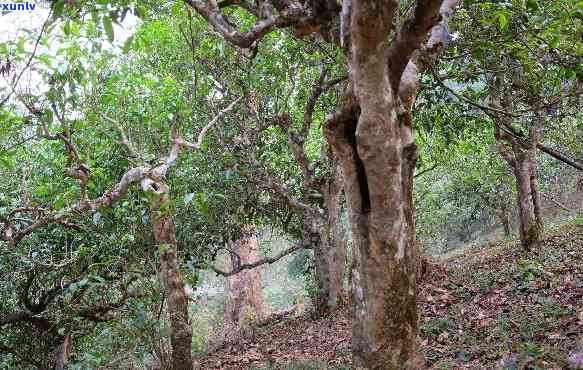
[[324, 1, 420, 365], [508, 142, 544, 248], [310, 220, 334, 315], [149, 183, 193, 370], [309, 163, 347, 315], [326, 90, 420, 368], [322, 0, 454, 366], [323, 163, 348, 307], [225, 227, 265, 327]]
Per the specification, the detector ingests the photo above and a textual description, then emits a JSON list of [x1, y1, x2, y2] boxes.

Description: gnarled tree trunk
[[325, 29, 420, 370], [310, 220, 345, 316], [495, 142, 543, 248], [149, 182, 193, 370], [326, 90, 419, 368], [322, 0, 454, 366], [225, 226, 265, 327], [310, 220, 334, 316]]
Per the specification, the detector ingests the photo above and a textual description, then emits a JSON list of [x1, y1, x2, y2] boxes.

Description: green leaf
[[158, 243, 170, 254], [527, 0, 540, 11], [548, 36, 560, 49], [52, 0, 65, 18], [16, 37, 25, 54], [63, 20, 71, 36], [498, 12, 508, 30], [37, 54, 53, 68], [54, 196, 65, 210], [134, 5, 147, 19], [71, 21, 81, 37]]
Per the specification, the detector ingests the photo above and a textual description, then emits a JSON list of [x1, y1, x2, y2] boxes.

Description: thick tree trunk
[[495, 122, 544, 249], [187, 0, 456, 367], [224, 227, 265, 327], [149, 183, 193, 370], [324, 2, 420, 366], [328, 95, 419, 368], [305, 160, 347, 316]]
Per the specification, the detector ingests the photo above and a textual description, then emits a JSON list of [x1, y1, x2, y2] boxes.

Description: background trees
[[433, 0, 583, 249]]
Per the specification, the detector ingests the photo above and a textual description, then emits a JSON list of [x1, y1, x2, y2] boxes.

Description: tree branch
[[388, 0, 443, 92], [98, 113, 140, 158], [541, 193, 578, 212], [183, 0, 306, 49], [431, 69, 520, 117], [396, 0, 459, 114], [414, 162, 439, 178], [0, 310, 51, 332], [2, 95, 240, 247], [536, 142, 583, 172], [211, 238, 309, 277], [289, 70, 345, 189], [250, 159, 317, 217], [170, 96, 241, 156]]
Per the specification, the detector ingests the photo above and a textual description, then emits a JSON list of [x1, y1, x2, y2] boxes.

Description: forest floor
[[195, 222, 583, 369]]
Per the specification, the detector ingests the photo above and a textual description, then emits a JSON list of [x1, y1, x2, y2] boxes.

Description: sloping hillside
[[196, 223, 583, 369]]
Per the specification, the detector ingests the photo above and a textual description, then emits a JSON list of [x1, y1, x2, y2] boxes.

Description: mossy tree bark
[[322, 162, 348, 307], [323, 1, 455, 367], [513, 144, 544, 248]]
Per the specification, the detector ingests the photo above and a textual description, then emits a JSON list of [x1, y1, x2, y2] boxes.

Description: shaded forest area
[[0, 0, 582, 369]]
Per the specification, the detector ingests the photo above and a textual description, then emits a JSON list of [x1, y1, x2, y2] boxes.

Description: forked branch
[[211, 238, 310, 277]]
